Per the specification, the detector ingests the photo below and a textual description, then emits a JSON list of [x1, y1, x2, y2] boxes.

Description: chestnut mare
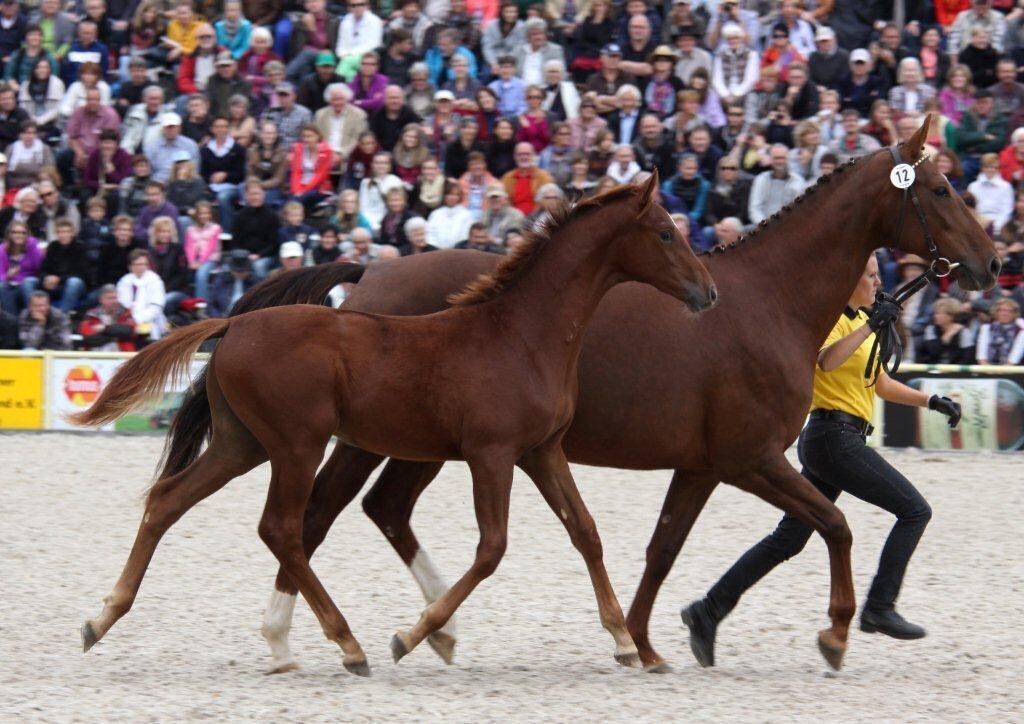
[[71, 175, 718, 675], [161, 121, 999, 674]]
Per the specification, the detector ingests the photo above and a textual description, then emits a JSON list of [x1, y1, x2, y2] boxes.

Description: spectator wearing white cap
[[479, 183, 526, 241], [143, 111, 200, 183], [711, 23, 760, 106], [837, 48, 884, 118], [276, 240, 306, 274], [807, 25, 849, 90]]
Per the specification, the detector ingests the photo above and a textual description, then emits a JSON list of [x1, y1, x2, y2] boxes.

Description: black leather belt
[[809, 409, 874, 436]]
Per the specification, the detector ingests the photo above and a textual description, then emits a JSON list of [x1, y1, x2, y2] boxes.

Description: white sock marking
[[410, 549, 456, 637], [261, 590, 297, 668]]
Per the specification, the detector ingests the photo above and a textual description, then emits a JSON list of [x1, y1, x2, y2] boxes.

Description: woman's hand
[[928, 395, 961, 428], [867, 297, 900, 331]]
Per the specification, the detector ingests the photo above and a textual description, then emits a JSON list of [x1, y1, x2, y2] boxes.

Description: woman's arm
[[876, 372, 930, 406]]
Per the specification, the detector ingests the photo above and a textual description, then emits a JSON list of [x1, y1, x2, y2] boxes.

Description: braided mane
[[700, 149, 884, 257], [448, 183, 646, 306]]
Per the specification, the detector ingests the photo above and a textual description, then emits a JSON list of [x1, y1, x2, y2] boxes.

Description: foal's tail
[[68, 319, 231, 428], [154, 263, 367, 480]]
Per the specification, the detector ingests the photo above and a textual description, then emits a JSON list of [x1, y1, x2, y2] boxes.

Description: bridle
[[886, 144, 959, 279], [864, 145, 961, 383]]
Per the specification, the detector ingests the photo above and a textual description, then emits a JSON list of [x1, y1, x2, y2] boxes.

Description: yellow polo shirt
[[810, 309, 876, 422]]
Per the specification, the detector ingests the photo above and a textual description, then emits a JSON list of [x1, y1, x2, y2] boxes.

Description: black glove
[[867, 296, 902, 332], [929, 395, 961, 428]]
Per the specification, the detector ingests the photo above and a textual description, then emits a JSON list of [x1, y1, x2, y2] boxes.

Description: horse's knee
[[822, 510, 852, 550], [571, 520, 603, 559], [259, 517, 300, 556], [474, 535, 507, 578], [361, 486, 394, 526]]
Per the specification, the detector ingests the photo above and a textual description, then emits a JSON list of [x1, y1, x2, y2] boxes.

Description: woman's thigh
[[807, 426, 928, 518]]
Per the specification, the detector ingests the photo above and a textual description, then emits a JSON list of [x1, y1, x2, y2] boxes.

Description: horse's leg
[[258, 444, 371, 676], [518, 444, 641, 668], [625, 471, 717, 673], [361, 459, 456, 663], [82, 385, 266, 652], [724, 456, 855, 670], [262, 443, 384, 674], [390, 450, 515, 663]]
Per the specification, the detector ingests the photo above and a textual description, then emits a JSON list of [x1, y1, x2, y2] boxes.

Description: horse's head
[[614, 170, 718, 312], [878, 115, 1000, 290]]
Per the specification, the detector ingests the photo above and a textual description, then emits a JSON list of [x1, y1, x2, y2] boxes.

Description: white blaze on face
[[410, 549, 457, 636], [261, 589, 297, 668]]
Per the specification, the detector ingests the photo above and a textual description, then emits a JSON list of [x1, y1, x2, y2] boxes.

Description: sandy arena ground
[[1, 434, 1021, 722]]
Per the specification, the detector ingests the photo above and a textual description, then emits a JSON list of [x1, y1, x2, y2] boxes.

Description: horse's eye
[[659, 229, 674, 244], [934, 186, 950, 197]]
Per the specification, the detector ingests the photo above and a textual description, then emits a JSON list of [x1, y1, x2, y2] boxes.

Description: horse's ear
[[902, 113, 933, 163], [640, 167, 659, 204]]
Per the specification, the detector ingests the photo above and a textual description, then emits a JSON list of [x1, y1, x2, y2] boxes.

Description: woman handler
[[682, 255, 961, 667]]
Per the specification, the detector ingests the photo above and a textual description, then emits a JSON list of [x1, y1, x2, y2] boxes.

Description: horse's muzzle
[[684, 283, 718, 312]]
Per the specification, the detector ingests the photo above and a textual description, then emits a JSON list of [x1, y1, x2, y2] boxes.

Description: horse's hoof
[[817, 629, 846, 671], [614, 650, 642, 669], [643, 661, 673, 674], [390, 632, 412, 664], [81, 621, 99, 652], [265, 660, 300, 675], [343, 654, 372, 677], [427, 631, 456, 665]]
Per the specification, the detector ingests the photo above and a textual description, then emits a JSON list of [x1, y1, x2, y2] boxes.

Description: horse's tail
[[154, 263, 366, 480], [68, 319, 231, 428]]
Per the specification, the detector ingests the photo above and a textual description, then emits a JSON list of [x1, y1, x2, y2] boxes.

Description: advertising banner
[[882, 369, 1024, 451], [48, 357, 205, 432], [0, 357, 44, 429]]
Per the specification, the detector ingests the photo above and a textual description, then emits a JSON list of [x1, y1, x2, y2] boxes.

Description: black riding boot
[[860, 606, 926, 639], [680, 599, 720, 667]]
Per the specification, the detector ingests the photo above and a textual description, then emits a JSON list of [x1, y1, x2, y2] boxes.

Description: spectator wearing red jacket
[[79, 284, 137, 351], [289, 124, 333, 211], [176, 24, 225, 96]]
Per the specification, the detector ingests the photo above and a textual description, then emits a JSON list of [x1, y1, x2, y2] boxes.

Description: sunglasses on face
[[721, 166, 738, 170], [527, 94, 543, 100]]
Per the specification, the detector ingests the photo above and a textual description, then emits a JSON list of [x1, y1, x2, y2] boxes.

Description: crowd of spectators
[[0, 0, 1022, 364]]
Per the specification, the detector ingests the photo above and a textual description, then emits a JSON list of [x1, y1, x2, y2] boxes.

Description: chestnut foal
[[72, 174, 717, 675]]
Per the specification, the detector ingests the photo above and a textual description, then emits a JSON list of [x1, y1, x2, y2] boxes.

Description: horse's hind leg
[[361, 459, 456, 663], [391, 449, 515, 664], [262, 443, 384, 674], [258, 444, 371, 677], [725, 456, 855, 670], [625, 471, 717, 673], [82, 382, 267, 652], [518, 444, 640, 669]]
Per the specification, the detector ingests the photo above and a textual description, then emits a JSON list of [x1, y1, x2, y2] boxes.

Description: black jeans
[[706, 417, 932, 619]]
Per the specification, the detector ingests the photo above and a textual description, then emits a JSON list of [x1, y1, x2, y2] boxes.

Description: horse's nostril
[[990, 255, 1003, 278]]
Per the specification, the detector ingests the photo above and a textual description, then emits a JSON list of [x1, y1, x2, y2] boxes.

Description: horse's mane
[[700, 146, 889, 257], [448, 183, 648, 306]]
